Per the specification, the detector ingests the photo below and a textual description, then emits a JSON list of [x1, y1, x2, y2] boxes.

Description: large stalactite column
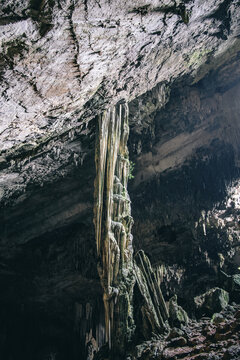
[[94, 102, 135, 358]]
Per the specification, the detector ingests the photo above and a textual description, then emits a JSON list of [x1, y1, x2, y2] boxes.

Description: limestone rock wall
[[1, 0, 240, 208]]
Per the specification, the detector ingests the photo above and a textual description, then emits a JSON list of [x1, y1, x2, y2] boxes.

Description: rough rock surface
[[1, 0, 240, 203], [194, 287, 229, 317], [130, 304, 240, 360], [1, 0, 240, 359], [169, 294, 189, 326], [130, 71, 240, 305]]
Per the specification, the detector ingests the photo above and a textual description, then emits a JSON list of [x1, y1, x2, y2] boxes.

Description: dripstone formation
[[94, 103, 135, 357]]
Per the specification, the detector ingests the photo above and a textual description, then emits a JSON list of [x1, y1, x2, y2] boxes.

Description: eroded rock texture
[[131, 304, 240, 360], [0, 0, 240, 359]]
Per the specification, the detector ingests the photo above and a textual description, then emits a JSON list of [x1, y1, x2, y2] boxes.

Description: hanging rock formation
[[94, 105, 170, 355], [94, 102, 135, 357]]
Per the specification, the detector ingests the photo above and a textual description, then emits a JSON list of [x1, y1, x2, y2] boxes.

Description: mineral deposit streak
[[94, 102, 135, 357]]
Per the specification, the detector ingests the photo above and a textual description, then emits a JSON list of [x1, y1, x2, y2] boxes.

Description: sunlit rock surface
[[1, 0, 240, 203]]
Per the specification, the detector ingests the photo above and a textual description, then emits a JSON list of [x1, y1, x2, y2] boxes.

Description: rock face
[[194, 287, 229, 317], [130, 303, 240, 360], [1, 0, 240, 184], [130, 69, 240, 305], [169, 294, 189, 327], [1, 0, 240, 359]]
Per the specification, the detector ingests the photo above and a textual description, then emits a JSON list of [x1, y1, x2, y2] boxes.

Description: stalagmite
[[94, 102, 135, 358], [134, 250, 169, 339]]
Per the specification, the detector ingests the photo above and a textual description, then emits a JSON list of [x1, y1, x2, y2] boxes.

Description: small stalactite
[[94, 102, 135, 357], [74, 300, 105, 360]]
